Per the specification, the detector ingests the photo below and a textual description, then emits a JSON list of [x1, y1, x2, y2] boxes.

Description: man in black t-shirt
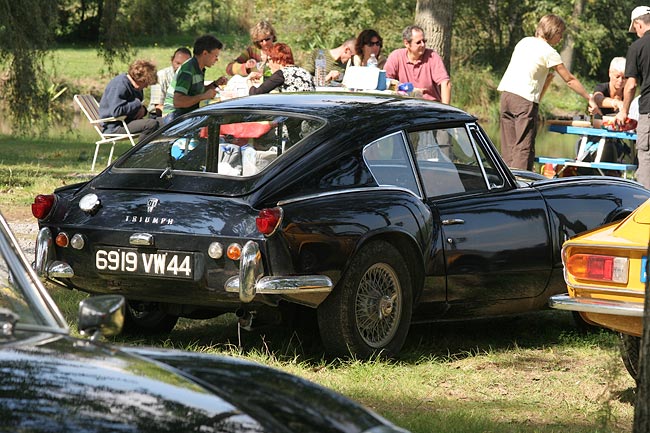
[[617, 6, 650, 188]]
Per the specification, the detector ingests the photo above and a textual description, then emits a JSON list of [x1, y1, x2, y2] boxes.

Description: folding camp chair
[[74, 94, 139, 171]]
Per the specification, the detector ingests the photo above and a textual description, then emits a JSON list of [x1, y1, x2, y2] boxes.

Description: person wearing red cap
[[616, 6, 650, 188]]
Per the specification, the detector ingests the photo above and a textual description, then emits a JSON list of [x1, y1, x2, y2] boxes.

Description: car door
[[409, 124, 553, 307]]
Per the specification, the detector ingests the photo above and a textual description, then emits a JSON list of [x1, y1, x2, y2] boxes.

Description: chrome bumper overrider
[[549, 294, 644, 317], [34, 227, 74, 279], [225, 240, 333, 303]]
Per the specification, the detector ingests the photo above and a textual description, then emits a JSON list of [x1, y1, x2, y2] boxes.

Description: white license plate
[[95, 247, 194, 279]]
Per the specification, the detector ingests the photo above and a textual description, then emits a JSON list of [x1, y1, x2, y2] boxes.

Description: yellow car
[[549, 198, 649, 382]]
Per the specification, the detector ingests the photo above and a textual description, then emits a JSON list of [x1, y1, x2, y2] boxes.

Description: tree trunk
[[415, 0, 453, 73], [559, 0, 585, 72], [633, 243, 650, 432]]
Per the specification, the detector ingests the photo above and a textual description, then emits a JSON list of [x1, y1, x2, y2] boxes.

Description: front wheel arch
[[605, 209, 632, 224]]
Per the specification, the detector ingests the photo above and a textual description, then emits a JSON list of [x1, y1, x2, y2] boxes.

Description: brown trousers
[[499, 91, 538, 171]]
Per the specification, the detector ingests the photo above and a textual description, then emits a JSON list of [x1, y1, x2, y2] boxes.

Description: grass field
[[45, 286, 635, 433]]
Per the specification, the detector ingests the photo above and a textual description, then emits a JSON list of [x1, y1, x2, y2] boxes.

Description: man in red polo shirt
[[384, 25, 451, 104]]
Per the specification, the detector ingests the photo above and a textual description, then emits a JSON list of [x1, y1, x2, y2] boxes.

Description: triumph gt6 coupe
[[32, 93, 650, 358]]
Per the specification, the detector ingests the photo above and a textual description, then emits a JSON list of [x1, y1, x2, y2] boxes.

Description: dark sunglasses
[[366, 41, 382, 47], [256, 36, 273, 44]]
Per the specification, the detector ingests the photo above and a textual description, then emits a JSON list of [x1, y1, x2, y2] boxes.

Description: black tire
[[571, 311, 602, 334], [620, 333, 641, 384], [317, 241, 412, 359], [122, 300, 178, 335]]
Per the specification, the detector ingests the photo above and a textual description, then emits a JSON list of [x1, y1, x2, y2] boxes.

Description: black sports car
[[32, 93, 650, 358], [0, 211, 409, 432]]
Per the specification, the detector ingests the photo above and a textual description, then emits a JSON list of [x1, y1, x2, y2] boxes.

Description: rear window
[[116, 112, 324, 177]]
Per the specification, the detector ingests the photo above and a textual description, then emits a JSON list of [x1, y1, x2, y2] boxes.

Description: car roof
[[196, 92, 477, 130]]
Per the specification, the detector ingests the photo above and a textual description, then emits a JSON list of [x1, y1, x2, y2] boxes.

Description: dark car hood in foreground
[[0, 334, 399, 433]]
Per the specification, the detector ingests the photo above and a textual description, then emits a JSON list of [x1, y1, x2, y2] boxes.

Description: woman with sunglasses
[[226, 20, 277, 77], [353, 29, 386, 68]]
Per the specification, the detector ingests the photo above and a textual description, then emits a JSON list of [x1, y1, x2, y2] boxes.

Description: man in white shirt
[[148, 47, 191, 116]]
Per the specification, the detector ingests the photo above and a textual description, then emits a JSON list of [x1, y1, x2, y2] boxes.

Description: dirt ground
[[3, 205, 39, 257]]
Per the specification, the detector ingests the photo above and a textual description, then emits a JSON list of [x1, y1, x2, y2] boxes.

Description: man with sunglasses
[[384, 25, 451, 104]]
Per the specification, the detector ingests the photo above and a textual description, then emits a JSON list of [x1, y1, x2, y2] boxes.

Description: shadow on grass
[[103, 305, 619, 366]]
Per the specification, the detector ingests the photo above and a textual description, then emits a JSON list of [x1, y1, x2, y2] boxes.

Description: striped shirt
[[163, 57, 206, 117]]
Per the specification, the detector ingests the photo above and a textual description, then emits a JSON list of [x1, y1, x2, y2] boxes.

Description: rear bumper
[[34, 227, 74, 279], [549, 294, 644, 317], [35, 228, 333, 304], [225, 240, 333, 303]]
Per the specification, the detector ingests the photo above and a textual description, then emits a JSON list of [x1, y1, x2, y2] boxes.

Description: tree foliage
[[0, 0, 645, 133], [0, 0, 59, 132], [453, 0, 638, 78], [249, 0, 416, 54]]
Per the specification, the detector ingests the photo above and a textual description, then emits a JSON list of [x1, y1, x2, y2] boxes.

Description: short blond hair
[[609, 57, 626, 72]]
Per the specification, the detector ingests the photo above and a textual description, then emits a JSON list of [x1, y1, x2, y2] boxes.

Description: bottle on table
[[315, 49, 326, 87], [367, 53, 378, 68]]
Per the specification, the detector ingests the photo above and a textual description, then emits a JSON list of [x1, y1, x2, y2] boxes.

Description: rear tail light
[[32, 194, 55, 219], [566, 253, 628, 284], [256, 207, 282, 235], [227, 243, 242, 260], [55, 232, 69, 248]]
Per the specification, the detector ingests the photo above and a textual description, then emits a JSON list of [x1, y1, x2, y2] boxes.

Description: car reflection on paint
[[0, 210, 410, 432], [31, 92, 650, 359], [550, 198, 650, 383]]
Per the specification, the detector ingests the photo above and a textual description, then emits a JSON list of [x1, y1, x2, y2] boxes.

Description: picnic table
[[536, 123, 637, 178]]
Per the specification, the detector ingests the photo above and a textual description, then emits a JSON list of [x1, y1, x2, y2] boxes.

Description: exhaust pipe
[[235, 308, 254, 330]]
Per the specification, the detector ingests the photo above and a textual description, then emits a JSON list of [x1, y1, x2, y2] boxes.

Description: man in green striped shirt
[[163, 34, 228, 123]]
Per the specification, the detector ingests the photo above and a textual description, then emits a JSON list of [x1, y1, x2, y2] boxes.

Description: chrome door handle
[[442, 218, 465, 225]]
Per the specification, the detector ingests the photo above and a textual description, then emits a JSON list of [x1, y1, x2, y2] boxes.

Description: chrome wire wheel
[[355, 262, 402, 348]]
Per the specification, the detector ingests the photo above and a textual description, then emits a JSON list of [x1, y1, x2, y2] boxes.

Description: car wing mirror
[[78, 295, 125, 341]]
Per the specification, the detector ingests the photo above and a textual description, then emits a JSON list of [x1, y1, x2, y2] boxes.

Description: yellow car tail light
[[566, 254, 628, 284]]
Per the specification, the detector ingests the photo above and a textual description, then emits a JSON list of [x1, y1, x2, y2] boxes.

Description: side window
[[409, 127, 488, 198], [363, 132, 419, 195]]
